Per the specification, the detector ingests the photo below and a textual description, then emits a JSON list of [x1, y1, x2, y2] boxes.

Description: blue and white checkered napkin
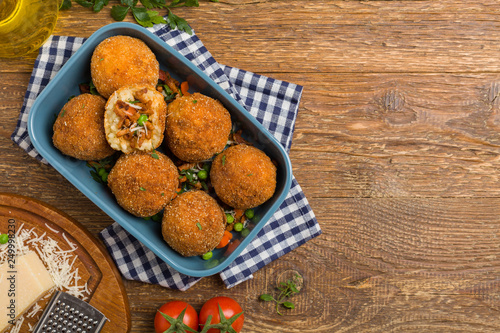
[[11, 23, 322, 290]]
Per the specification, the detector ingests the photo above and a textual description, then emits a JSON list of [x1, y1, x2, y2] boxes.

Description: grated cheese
[[61, 232, 78, 252], [9, 317, 23, 333], [26, 303, 41, 318], [0, 224, 88, 299], [125, 101, 142, 109], [44, 223, 60, 234], [0, 225, 90, 333]]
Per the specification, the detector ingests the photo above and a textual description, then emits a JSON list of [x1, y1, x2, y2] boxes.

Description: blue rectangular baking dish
[[28, 22, 292, 277]]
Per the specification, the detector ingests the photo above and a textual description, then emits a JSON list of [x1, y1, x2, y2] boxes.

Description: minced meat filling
[[113, 91, 155, 149]]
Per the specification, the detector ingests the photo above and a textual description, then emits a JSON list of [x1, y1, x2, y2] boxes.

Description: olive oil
[[0, 0, 59, 58]]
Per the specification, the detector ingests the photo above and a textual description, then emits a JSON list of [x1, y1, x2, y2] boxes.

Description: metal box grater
[[33, 290, 108, 333]]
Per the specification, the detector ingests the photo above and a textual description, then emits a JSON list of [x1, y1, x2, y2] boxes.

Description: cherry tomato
[[199, 296, 244, 333], [154, 301, 198, 333]]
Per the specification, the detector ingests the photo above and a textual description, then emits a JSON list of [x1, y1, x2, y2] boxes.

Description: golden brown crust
[[107, 151, 179, 217], [210, 144, 277, 210], [165, 93, 232, 162], [52, 94, 115, 161], [91, 35, 159, 98], [162, 190, 226, 257]]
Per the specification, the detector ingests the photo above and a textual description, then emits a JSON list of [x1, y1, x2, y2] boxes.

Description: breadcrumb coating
[[210, 144, 277, 209], [165, 93, 232, 162], [107, 151, 179, 217], [162, 190, 226, 257], [52, 93, 114, 161], [91, 35, 159, 98]]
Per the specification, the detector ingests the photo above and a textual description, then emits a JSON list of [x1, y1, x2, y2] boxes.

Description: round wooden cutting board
[[0, 193, 131, 333]]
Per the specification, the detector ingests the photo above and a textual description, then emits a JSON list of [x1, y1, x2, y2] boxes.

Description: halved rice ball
[[104, 84, 167, 154]]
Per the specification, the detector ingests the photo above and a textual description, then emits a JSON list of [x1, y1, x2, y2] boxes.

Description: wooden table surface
[[2, 1, 500, 332]]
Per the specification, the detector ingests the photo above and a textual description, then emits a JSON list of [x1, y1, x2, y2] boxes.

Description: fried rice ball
[[162, 190, 226, 257], [165, 93, 232, 162], [210, 144, 277, 210], [91, 35, 159, 98], [107, 151, 179, 217], [104, 84, 167, 154], [52, 93, 114, 161]]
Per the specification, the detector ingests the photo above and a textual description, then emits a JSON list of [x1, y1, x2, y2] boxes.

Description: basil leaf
[[111, 5, 130, 21], [121, 0, 136, 7], [140, 0, 153, 9], [75, 0, 94, 8], [93, 0, 109, 12], [60, 0, 72, 10]]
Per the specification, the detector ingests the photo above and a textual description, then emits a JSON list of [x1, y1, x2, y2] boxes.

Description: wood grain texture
[[2, 0, 500, 332]]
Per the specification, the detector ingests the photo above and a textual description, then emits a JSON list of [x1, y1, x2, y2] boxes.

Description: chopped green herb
[[86, 153, 119, 185], [152, 212, 162, 222], [60, 0, 72, 10], [100, 57, 104, 61], [151, 152, 159, 159], [161, 192, 165, 196], [60, 109, 66, 117], [247, 173, 253, 176], [221, 155, 226, 166], [200, 181, 208, 191], [140, 186, 146, 191], [193, 100, 197, 103], [196, 223, 202, 230]]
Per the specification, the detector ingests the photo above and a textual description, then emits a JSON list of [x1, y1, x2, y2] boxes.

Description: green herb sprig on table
[[260, 273, 303, 315], [60, 0, 219, 34]]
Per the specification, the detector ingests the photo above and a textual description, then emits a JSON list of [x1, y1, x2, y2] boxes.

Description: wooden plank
[[4, 72, 500, 199], [3, 1, 500, 332], [121, 198, 500, 332], [3, 1, 500, 74]]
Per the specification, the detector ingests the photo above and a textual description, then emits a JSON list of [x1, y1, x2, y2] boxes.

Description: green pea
[[241, 228, 250, 237], [197, 170, 208, 180], [137, 114, 148, 126], [226, 214, 234, 224], [101, 172, 108, 182], [234, 222, 243, 232], [0, 234, 8, 244], [98, 168, 106, 176], [245, 209, 254, 219], [202, 251, 213, 260]]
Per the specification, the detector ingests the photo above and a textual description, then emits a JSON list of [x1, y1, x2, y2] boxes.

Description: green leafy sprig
[[61, 0, 219, 34], [259, 273, 303, 315], [86, 153, 119, 184]]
